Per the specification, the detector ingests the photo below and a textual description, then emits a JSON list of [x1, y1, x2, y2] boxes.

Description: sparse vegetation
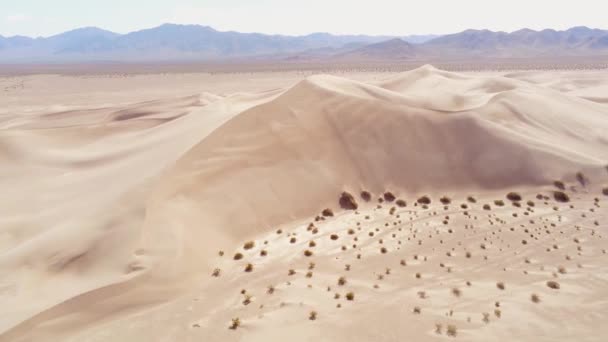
[[304, 250, 314, 257], [212, 268, 221, 277], [229, 317, 241, 330], [309, 311, 317, 320], [496, 282, 505, 290], [244, 263, 253, 272], [322, 208, 334, 217], [338, 276, 347, 286], [396, 199, 407, 207], [547, 280, 560, 289], [234, 252, 243, 260], [413, 306, 421, 314], [345, 292, 355, 301], [417, 196, 431, 205], [383, 192, 396, 202], [554, 191, 570, 202], [440, 196, 451, 205], [506, 192, 522, 201], [243, 241, 255, 250], [361, 191, 372, 202], [447, 325, 457, 337], [531, 293, 540, 303], [339, 191, 358, 210], [554, 180, 565, 190]]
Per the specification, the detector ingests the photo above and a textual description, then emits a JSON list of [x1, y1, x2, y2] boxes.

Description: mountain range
[[0, 24, 607, 63]]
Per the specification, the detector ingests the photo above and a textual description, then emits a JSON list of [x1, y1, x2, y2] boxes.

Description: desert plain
[[1, 64, 608, 342]]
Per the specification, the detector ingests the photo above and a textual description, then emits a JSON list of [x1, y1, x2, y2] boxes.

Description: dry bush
[[339, 192, 358, 210], [244, 263, 253, 272], [483, 204, 491, 210], [452, 287, 462, 297], [465, 251, 472, 258], [531, 293, 540, 303], [553, 191, 570, 203], [309, 240, 316, 247], [496, 282, 505, 290], [361, 191, 372, 202], [288, 269, 296, 276], [229, 317, 241, 330], [467, 196, 477, 203], [417, 196, 431, 205], [547, 280, 560, 289], [345, 292, 355, 301], [482, 312, 490, 324], [243, 241, 255, 250], [447, 325, 457, 337], [602, 187, 608, 196], [380, 247, 387, 254], [322, 208, 334, 217], [396, 199, 407, 207], [494, 309, 501, 318], [267, 285, 275, 294], [290, 237, 297, 244], [234, 253, 244, 260], [576, 172, 587, 187], [554, 180, 566, 190], [527, 200, 535, 207], [304, 250, 314, 257], [506, 192, 522, 201], [242, 294, 252, 305], [415, 272, 421, 279], [212, 268, 221, 277], [413, 306, 421, 314], [435, 323, 442, 334], [558, 266, 566, 274], [309, 311, 317, 320], [330, 234, 339, 240], [440, 196, 452, 205], [384, 192, 396, 202], [418, 291, 427, 299], [494, 200, 505, 206], [338, 276, 347, 286]]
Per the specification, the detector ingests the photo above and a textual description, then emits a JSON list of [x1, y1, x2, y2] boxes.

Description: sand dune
[[0, 66, 607, 341]]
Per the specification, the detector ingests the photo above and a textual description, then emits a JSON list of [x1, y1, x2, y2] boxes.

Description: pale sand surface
[[1, 66, 607, 341]]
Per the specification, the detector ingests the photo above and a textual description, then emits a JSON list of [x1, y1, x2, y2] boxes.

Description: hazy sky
[[1, 0, 606, 37]]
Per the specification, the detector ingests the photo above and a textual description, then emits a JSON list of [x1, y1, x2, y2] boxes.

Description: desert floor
[[1, 66, 608, 341]]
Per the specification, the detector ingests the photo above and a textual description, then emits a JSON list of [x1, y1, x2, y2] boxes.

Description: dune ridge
[[0, 66, 607, 341]]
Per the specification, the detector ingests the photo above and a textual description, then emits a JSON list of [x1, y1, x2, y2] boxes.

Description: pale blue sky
[[1, 0, 606, 37]]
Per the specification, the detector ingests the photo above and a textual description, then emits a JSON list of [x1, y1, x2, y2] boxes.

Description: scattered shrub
[[554, 180, 565, 190], [417, 196, 431, 205], [360, 191, 372, 202], [338, 276, 347, 286], [212, 268, 221, 277], [602, 187, 608, 196], [396, 199, 407, 207], [304, 250, 314, 257], [322, 208, 334, 217], [440, 196, 452, 205], [339, 192, 358, 210], [452, 287, 462, 297], [345, 292, 355, 301], [309, 311, 317, 320], [553, 191, 570, 203], [547, 280, 560, 289], [496, 282, 505, 290], [447, 325, 457, 337], [494, 200, 505, 206], [531, 293, 540, 303], [330, 234, 339, 240], [244, 263, 253, 272], [234, 253, 244, 260], [506, 192, 522, 201], [576, 172, 587, 187], [467, 196, 477, 203], [243, 241, 255, 250], [483, 204, 491, 210], [413, 306, 421, 314], [383, 192, 396, 202], [229, 317, 241, 330]]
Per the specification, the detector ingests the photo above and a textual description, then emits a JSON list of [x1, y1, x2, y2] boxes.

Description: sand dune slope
[[0, 66, 607, 342]]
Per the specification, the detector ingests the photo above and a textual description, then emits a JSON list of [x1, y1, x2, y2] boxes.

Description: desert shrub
[[553, 191, 570, 202], [527, 200, 535, 207], [602, 187, 608, 196], [380, 247, 387, 254], [338, 276, 347, 286], [288, 269, 296, 276], [435, 323, 442, 334], [360, 191, 372, 202], [494, 200, 505, 206], [322, 208, 334, 217], [531, 293, 540, 303], [260, 250, 267, 257], [234, 253, 244, 260], [452, 287, 462, 297], [339, 192, 358, 210], [483, 204, 491, 210], [396, 199, 406, 207], [384, 192, 396, 202], [466, 251, 472, 258], [547, 280, 560, 289], [345, 292, 354, 301], [212, 268, 221, 277], [417, 196, 431, 205], [496, 282, 505, 290], [309, 240, 316, 247], [467, 196, 477, 203], [440, 196, 451, 205], [229, 317, 241, 330], [415, 272, 421, 279], [304, 250, 313, 257], [309, 311, 317, 320], [506, 192, 522, 201], [330, 234, 339, 240], [290, 237, 297, 244], [576, 172, 587, 187], [413, 306, 421, 314], [447, 324, 457, 337], [267, 285, 275, 294], [244, 263, 253, 272], [553, 180, 565, 190], [494, 309, 501, 318]]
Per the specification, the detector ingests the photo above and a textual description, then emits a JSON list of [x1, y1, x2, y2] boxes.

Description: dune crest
[[1, 66, 607, 341]]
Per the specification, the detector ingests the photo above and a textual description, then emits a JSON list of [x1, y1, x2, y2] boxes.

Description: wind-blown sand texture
[[1, 66, 607, 342]]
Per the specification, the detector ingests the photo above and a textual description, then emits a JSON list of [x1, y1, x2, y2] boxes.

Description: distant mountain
[[0, 24, 401, 62], [333, 38, 417, 60], [1, 24, 607, 63], [421, 26, 608, 57]]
